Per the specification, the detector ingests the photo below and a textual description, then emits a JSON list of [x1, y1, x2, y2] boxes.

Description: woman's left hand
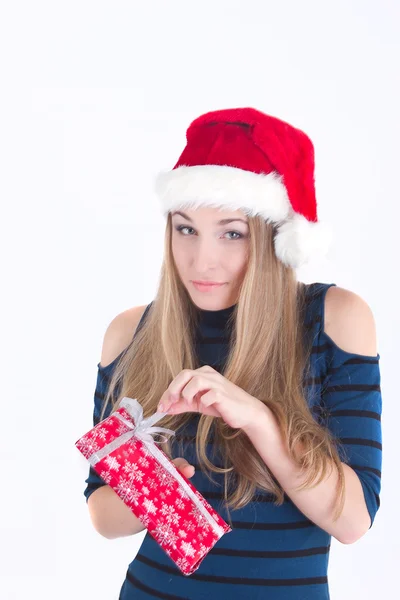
[[157, 365, 264, 430]]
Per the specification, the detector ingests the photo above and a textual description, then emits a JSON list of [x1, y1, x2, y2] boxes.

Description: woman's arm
[[243, 403, 372, 544], [88, 486, 147, 539], [243, 288, 382, 544]]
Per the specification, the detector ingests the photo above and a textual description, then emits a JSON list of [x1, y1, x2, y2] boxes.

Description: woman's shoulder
[[303, 281, 378, 359], [323, 285, 378, 358], [304, 282, 379, 363], [98, 303, 151, 371]]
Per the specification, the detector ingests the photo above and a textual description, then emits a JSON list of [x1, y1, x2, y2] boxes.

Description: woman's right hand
[[172, 457, 195, 478]]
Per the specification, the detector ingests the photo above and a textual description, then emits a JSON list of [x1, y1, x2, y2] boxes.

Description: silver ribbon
[[87, 396, 225, 537]]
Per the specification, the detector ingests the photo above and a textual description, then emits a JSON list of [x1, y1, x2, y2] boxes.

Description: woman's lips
[[192, 281, 226, 292]]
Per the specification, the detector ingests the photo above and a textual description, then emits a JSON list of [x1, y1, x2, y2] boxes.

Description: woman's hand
[[157, 365, 263, 430], [172, 457, 195, 478]]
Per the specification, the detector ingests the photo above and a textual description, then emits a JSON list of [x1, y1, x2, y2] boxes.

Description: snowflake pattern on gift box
[[99, 469, 112, 484], [121, 441, 139, 458], [176, 484, 189, 500], [160, 502, 181, 526], [147, 477, 159, 491], [78, 435, 102, 457], [199, 542, 208, 556], [94, 425, 109, 442], [116, 476, 143, 505], [143, 498, 158, 515], [138, 513, 152, 528], [160, 487, 173, 500], [189, 501, 213, 530], [104, 455, 121, 471], [175, 496, 187, 511], [176, 556, 191, 572], [122, 461, 145, 483], [153, 522, 179, 549], [182, 518, 197, 533], [138, 456, 150, 469], [127, 444, 137, 455], [154, 463, 177, 488], [178, 529, 187, 539], [180, 540, 196, 558], [115, 421, 130, 436]]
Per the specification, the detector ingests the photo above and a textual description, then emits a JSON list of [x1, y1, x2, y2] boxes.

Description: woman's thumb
[[172, 457, 195, 477]]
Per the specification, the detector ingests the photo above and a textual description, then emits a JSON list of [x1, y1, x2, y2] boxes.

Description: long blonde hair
[[100, 212, 345, 522]]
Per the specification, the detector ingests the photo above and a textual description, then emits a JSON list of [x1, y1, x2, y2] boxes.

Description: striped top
[[84, 282, 382, 600]]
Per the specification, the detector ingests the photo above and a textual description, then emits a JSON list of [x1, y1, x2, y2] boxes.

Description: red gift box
[[75, 396, 232, 575]]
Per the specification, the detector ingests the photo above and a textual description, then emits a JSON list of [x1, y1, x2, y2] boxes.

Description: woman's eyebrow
[[172, 210, 248, 225]]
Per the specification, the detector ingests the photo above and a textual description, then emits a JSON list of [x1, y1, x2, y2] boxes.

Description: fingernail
[[158, 403, 164, 412]]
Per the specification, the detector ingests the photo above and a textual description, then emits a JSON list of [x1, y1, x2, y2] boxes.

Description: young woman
[[84, 107, 382, 600]]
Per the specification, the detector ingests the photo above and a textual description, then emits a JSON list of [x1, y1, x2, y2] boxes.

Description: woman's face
[[171, 206, 250, 310]]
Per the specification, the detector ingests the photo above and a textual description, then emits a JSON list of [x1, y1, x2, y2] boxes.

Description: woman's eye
[[176, 226, 195, 235], [175, 225, 243, 240], [226, 231, 242, 240]]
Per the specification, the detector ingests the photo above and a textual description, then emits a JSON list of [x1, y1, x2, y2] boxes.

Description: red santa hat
[[154, 107, 332, 269]]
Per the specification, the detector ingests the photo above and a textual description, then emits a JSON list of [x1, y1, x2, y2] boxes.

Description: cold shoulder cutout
[[318, 283, 380, 360]]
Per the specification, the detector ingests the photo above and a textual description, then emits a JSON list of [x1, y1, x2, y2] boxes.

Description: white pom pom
[[274, 213, 333, 269]]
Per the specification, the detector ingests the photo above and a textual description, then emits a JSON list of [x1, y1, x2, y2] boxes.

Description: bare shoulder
[[324, 285, 378, 357], [100, 304, 148, 368]]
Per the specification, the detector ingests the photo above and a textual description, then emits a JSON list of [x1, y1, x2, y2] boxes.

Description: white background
[[1, 1, 398, 598]]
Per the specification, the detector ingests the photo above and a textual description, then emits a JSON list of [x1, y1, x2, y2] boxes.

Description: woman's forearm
[[87, 485, 146, 539], [242, 402, 371, 544]]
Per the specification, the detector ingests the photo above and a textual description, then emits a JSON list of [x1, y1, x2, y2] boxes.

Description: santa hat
[[154, 107, 332, 269]]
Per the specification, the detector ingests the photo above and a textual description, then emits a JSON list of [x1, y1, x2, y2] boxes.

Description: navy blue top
[[84, 282, 382, 600]]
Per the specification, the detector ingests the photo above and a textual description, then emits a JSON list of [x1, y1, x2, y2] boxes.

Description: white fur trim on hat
[[274, 211, 333, 269], [154, 165, 332, 269], [154, 165, 290, 222]]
